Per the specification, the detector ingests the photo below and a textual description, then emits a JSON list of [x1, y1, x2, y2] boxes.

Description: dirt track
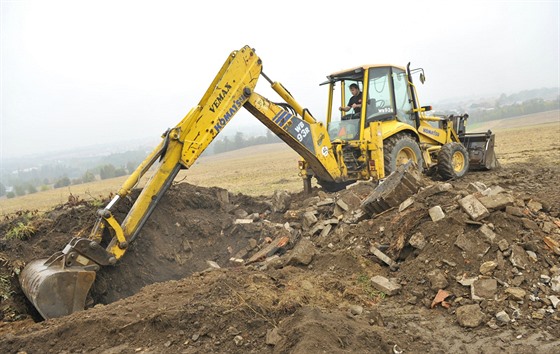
[[0, 114, 559, 353]]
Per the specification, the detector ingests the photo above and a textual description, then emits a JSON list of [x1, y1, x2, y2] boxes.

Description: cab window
[[392, 68, 414, 126], [365, 67, 393, 122]]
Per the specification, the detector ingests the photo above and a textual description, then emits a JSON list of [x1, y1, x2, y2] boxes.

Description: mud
[[1, 159, 559, 352]]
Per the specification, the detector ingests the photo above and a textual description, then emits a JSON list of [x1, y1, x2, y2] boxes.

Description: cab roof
[[321, 64, 407, 85]]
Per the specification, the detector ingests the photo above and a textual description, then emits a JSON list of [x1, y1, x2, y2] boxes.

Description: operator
[[339, 83, 362, 119]]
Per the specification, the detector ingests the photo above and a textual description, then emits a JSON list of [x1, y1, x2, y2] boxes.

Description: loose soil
[[0, 113, 559, 354]]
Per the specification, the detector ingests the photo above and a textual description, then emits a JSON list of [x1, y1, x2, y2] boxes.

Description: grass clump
[[5, 222, 36, 240], [356, 274, 386, 301]]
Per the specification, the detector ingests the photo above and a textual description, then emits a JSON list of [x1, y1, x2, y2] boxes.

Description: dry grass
[[1, 110, 558, 216]]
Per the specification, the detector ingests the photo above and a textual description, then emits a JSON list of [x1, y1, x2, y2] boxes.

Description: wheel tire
[[437, 142, 469, 179], [383, 134, 424, 177]]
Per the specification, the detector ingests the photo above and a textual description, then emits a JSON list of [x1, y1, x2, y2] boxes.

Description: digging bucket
[[460, 131, 499, 170], [19, 258, 96, 319]]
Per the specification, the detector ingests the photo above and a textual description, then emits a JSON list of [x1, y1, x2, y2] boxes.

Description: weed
[[0, 275, 13, 301], [356, 274, 386, 301], [5, 222, 36, 240]]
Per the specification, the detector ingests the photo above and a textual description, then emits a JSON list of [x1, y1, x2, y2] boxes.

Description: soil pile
[[0, 162, 559, 354]]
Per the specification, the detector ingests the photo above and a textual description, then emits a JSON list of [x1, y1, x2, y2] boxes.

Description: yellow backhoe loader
[[19, 45, 497, 319]]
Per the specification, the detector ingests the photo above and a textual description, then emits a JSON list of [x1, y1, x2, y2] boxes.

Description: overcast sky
[[1, 0, 558, 160]]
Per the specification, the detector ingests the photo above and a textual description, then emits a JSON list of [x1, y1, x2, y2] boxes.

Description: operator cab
[[323, 65, 417, 142]]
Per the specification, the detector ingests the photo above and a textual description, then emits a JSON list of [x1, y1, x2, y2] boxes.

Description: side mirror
[[420, 73, 426, 84]]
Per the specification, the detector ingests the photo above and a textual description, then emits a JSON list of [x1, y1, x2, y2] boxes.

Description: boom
[[20, 45, 348, 319]]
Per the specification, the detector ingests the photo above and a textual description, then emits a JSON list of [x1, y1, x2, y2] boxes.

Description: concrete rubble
[[213, 172, 560, 331]]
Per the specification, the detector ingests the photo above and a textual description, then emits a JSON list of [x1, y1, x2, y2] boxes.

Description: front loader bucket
[[459, 131, 499, 170], [19, 259, 96, 319]]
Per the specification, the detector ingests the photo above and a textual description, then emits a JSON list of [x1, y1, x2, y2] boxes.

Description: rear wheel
[[437, 142, 469, 179], [383, 134, 424, 177]]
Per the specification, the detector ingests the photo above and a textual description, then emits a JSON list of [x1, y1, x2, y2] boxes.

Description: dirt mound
[[1, 162, 560, 353]]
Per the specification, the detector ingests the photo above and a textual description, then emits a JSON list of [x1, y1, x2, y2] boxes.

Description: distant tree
[[82, 170, 96, 183], [99, 164, 117, 180], [72, 178, 83, 185], [6, 191, 15, 199], [40, 185, 51, 192], [114, 168, 127, 177], [14, 184, 26, 196], [233, 132, 245, 150], [25, 183, 38, 194], [54, 176, 71, 188], [126, 161, 139, 173], [0, 182, 5, 197]]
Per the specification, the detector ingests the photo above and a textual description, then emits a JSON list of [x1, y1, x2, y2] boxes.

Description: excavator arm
[[20, 45, 347, 319]]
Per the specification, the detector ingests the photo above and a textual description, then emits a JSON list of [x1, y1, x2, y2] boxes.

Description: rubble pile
[[226, 175, 560, 330]]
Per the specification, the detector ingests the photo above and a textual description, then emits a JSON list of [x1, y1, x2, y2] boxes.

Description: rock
[[510, 276, 525, 287], [303, 196, 321, 207], [233, 335, 243, 346], [408, 232, 427, 250], [510, 245, 530, 270], [467, 182, 487, 193], [272, 190, 290, 212], [234, 208, 249, 218], [485, 185, 506, 196], [478, 193, 514, 211], [505, 206, 525, 217], [497, 239, 509, 252], [527, 200, 543, 212], [370, 275, 402, 296], [458, 195, 490, 221], [337, 190, 361, 210], [531, 310, 545, 320], [526, 250, 538, 262], [476, 225, 496, 243], [521, 218, 539, 230], [316, 198, 334, 207], [234, 219, 253, 224], [206, 260, 221, 269], [266, 328, 282, 346], [427, 270, 449, 290], [319, 224, 332, 237], [505, 287, 526, 301], [551, 275, 560, 292], [479, 261, 498, 275], [348, 305, 363, 316], [549, 295, 560, 309], [457, 275, 478, 287], [286, 238, 316, 266], [471, 278, 497, 300], [215, 188, 230, 206], [369, 246, 399, 270], [417, 182, 453, 199], [399, 197, 415, 212], [495, 310, 510, 323], [302, 211, 318, 229], [456, 304, 485, 328], [454, 232, 490, 258], [429, 206, 445, 222], [336, 199, 349, 211], [308, 221, 326, 236], [284, 209, 303, 220]]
